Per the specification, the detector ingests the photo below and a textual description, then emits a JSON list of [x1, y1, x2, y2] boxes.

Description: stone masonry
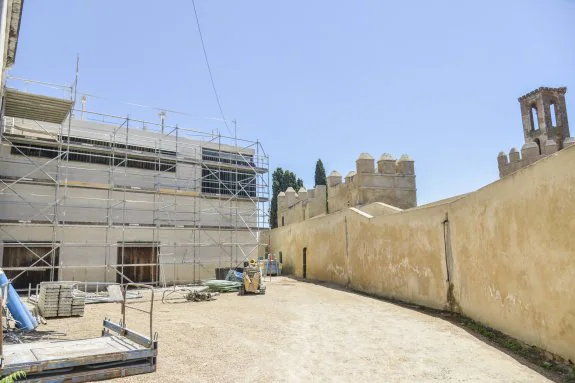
[[277, 152, 416, 226], [498, 87, 574, 178]]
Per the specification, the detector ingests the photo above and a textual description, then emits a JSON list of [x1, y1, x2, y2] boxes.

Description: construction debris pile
[[37, 283, 85, 318], [161, 286, 219, 303], [186, 290, 217, 302]]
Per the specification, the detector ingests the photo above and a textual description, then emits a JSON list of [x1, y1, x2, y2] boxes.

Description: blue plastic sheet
[[0, 268, 37, 331]]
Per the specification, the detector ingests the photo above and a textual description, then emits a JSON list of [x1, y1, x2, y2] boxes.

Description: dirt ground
[[33, 277, 549, 382]]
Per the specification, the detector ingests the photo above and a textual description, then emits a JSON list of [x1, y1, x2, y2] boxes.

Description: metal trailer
[[1, 284, 158, 382]]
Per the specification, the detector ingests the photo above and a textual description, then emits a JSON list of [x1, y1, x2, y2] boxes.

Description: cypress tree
[[314, 159, 327, 186], [314, 159, 329, 213]]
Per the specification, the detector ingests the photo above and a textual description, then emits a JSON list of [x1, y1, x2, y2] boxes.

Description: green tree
[[314, 159, 328, 213], [269, 167, 303, 228], [314, 159, 327, 186]]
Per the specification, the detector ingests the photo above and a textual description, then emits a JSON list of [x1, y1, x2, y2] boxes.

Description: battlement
[[498, 139, 575, 177], [277, 152, 417, 226], [327, 152, 416, 214], [518, 87, 567, 101], [277, 185, 327, 227], [498, 86, 572, 178]]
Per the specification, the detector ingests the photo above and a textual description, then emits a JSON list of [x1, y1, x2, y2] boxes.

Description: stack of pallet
[[37, 283, 85, 318]]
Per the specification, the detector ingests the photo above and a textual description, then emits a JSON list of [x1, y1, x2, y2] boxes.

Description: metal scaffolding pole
[[0, 88, 269, 290]]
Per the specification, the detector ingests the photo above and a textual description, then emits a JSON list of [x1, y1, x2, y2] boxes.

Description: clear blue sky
[[9, 0, 575, 205]]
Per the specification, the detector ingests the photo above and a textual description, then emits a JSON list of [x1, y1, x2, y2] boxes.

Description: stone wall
[[277, 152, 416, 226], [497, 86, 574, 178], [327, 153, 416, 212], [498, 137, 575, 178], [271, 144, 575, 362], [277, 185, 327, 227]]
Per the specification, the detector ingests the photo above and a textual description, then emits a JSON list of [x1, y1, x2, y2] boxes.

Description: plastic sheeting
[[0, 268, 38, 331]]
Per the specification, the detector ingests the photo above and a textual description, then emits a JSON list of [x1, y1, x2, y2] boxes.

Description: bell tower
[[498, 87, 573, 178], [518, 87, 570, 152]]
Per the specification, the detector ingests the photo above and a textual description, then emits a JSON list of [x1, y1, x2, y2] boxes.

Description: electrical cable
[[191, 0, 232, 135]]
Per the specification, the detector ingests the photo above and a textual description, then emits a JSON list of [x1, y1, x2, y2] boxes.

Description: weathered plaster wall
[[358, 202, 402, 217], [448, 145, 575, 362], [271, 213, 348, 285], [326, 183, 352, 213], [307, 187, 328, 219], [272, 203, 449, 310], [347, 205, 448, 309], [277, 186, 327, 227], [271, 145, 575, 362], [281, 198, 305, 226]]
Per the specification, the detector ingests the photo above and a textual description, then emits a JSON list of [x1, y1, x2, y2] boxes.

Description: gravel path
[[38, 277, 549, 382]]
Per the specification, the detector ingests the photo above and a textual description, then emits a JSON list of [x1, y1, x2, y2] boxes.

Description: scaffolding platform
[[1, 284, 158, 382], [1, 320, 157, 382], [0, 81, 270, 288]]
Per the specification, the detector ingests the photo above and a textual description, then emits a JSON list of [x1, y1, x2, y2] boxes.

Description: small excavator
[[238, 259, 266, 295]]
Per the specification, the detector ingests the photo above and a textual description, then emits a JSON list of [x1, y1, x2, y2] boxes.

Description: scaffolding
[[0, 81, 270, 290]]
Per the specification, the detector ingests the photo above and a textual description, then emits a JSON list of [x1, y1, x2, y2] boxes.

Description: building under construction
[[0, 0, 269, 291], [0, 91, 269, 290]]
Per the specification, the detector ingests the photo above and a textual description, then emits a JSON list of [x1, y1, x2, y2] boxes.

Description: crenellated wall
[[498, 138, 575, 177], [498, 86, 574, 178], [277, 185, 327, 227], [277, 152, 417, 227], [271, 144, 575, 363], [326, 153, 416, 214]]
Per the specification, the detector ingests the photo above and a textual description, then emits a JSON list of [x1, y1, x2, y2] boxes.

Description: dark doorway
[[2, 244, 60, 290], [279, 251, 283, 263], [302, 247, 307, 279], [534, 138, 542, 155], [116, 243, 159, 284]]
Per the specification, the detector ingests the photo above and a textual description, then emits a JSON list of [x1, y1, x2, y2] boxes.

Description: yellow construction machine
[[238, 259, 266, 295]]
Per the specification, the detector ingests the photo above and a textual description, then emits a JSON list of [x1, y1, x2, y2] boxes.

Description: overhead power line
[[191, 0, 232, 136]]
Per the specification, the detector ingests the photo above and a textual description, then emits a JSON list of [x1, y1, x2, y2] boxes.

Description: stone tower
[[519, 87, 570, 152], [498, 87, 574, 178]]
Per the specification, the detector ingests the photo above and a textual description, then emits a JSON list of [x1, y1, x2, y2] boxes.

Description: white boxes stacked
[[37, 283, 85, 318]]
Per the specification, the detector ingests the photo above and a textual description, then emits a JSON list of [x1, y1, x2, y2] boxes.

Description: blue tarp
[[0, 268, 37, 331], [263, 261, 281, 275], [225, 270, 243, 282]]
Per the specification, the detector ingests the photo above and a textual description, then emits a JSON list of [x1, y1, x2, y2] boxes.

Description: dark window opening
[[11, 143, 176, 173], [202, 148, 255, 167], [279, 251, 283, 263], [59, 135, 176, 157], [201, 167, 256, 197], [282, 216, 285, 226], [116, 244, 159, 285], [2, 244, 60, 290]]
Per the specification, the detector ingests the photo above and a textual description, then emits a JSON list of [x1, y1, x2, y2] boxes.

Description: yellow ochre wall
[[271, 145, 575, 362]]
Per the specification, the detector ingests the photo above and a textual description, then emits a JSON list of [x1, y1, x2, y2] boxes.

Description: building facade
[[0, 2, 269, 289]]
